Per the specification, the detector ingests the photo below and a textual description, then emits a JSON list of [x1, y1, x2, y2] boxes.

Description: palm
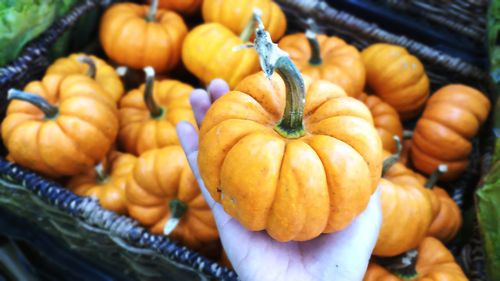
[[177, 79, 382, 281]]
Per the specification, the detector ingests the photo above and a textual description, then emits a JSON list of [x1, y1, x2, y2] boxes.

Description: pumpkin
[[99, 0, 188, 73], [155, 0, 202, 14], [361, 43, 430, 119], [68, 152, 136, 214], [46, 53, 124, 102], [365, 237, 468, 280], [197, 27, 382, 242], [411, 84, 491, 180], [358, 93, 403, 153], [182, 12, 261, 89], [2, 74, 119, 177], [125, 146, 218, 250], [278, 32, 365, 97], [202, 0, 286, 42], [118, 67, 196, 155]]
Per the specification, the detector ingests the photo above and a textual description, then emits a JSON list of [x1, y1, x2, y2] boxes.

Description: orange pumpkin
[[411, 84, 491, 180], [46, 53, 124, 102], [358, 93, 403, 153], [365, 237, 468, 281], [202, 0, 286, 42], [118, 67, 196, 155], [125, 146, 218, 250], [182, 13, 260, 89], [2, 74, 118, 177], [155, 0, 202, 14], [99, 1, 188, 73], [198, 27, 382, 242], [361, 43, 430, 119], [278, 32, 365, 97], [68, 152, 136, 214]]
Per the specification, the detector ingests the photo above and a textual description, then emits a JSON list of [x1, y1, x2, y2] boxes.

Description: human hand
[[176, 79, 382, 281]]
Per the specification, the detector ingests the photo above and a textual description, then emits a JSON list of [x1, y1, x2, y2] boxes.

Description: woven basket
[[0, 0, 493, 280]]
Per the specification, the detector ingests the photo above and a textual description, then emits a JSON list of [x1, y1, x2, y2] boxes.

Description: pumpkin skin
[[361, 43, 430, 119], [202, 0, 286, 42], [68, 152, 136, 214], [373, 178, 433, 257], [411, 84, 491, 180], [427, 188, 462, 242], [46, 53, 124, 102], [279, 33, 365, 97], [2, 74, 119, 177], [99, 3, 188, 73], [126, 146, 218, 250], [358, 93, 403, 153], [118, 75, 196, 155], [365, 237, 468, 281], [182, 23, 260, 89], [155, 0, 202, 14], [198, 72, 383, 242]]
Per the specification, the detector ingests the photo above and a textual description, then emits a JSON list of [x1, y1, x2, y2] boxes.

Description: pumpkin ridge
[[108, 15, 138, 63], [56, 116, 113, 156], [16, 123, 59, 176], [44, 121, 96, 165], [265, 141, 289, 234], [415, 120, 471, 160]]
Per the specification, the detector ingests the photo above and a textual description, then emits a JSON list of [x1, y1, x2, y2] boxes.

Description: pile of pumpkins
[[1, 0, 491, 279]]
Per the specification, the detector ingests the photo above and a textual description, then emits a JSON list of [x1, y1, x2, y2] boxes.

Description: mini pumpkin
[[361, 43, 430, 119], [202, 0, 286, 42], [118, 67, 196, 155], [411, 84, 491, 180], [358, 93, 403, 153], [126, 146, 218, 250], [2, 74, 119, 177], [99, 0, 188, 73], [279, 31, 365, 97], [182, 13, 260, 88], [198, 27, 382, 242], [365, 237, 468, 281], [155, 0, 202, 14], [46, 53, 124, 102], [68, 152, 136, 214]]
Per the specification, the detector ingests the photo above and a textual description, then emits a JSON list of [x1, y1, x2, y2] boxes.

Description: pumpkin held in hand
[[365, 237, 468, 280], [118, 67, 197, 155], [99, 0, 187, 73], [358, 93, 403, 153], [197, 25, 382, 242], [126, 146, 218, 250], [2, 74, 119, 177], [361, 43, 429, 119], [46, 53, 124, 102], [68, 152, 136, 214], [182, 11, 261, 88], [411, 84, 491, 180], [202, 0, 286, 42], [279, 31, 365, 97]]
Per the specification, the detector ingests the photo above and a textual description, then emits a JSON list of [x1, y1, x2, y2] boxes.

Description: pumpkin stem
[[425, 164, 448, 189], [239, 9, 262, 42], [253, 17, 305, 139], [7, 89, 58, 119], [403, 130, 413, 139], [306, 30, 322, 65], [376, 249, 418, 280], [163, 199, 188, 235], [95, 162, 108, 183], [77, 56, 96, 79], [146, 0, 158, 22], [143, 67, 164, 119], [115, 66, 128, 77], [382, 136, 402, 176]]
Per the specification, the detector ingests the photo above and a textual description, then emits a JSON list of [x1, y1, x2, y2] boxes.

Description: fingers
[[190, 89, 211, 127], [207, 78, 229, 102]]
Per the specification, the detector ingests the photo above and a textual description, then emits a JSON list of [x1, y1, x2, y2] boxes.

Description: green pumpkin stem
[[95, 162, 108, 183], [143, 67, 164, 119], [253, 17, 305, 139], [306, 30, 322, 65], [424, 164, 448, 189], [403, 130, 413, 139], [7, 89, 58, 119], [77, 56, 96, 79], [382, 136, 402, 176], [375, 249, 418, 280], [239, 9, 262, 42], [163, 199, 188, 235], [146, 0, 158, 22]]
